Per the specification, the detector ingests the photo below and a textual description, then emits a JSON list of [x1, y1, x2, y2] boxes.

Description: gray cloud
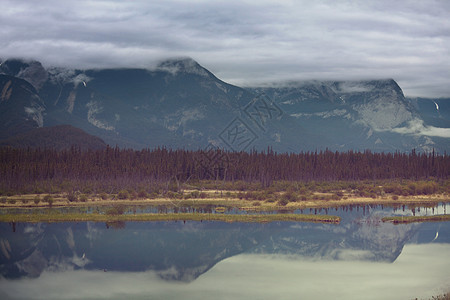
[[391, 118, 450, 138], [1, 0, 450, 97]]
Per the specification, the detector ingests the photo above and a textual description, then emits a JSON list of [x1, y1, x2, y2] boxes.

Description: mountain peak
[[0, 58, 48, 90], [157, 57, 210, 77]]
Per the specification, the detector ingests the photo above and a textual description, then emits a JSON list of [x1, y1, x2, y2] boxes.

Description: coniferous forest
[[0, 146, 448, 195]]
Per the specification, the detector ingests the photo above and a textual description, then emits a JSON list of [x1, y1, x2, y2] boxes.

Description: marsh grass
[[0, 212, 340, 224], [382, 215, 450, 224]]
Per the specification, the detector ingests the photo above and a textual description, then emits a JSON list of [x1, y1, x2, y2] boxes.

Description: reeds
[[382, 215, 450, 224], [0, 212, 340, 224]]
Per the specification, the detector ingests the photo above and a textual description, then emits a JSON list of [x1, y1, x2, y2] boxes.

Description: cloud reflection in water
[[1, 243, 449, 300]]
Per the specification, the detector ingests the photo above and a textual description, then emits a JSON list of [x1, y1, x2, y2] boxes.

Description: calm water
[[0, 204, 449, 300]]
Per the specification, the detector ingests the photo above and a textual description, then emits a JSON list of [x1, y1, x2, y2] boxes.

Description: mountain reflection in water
[[0, 204, 449, 300]]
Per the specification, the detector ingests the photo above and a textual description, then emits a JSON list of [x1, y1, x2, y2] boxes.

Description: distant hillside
[[1, 57, 449, 152], [0, 125, 106, 150]]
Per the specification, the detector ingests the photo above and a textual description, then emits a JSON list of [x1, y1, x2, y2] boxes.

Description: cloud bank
[[1, 0, 450, 97], [392, 119, 450, 138]]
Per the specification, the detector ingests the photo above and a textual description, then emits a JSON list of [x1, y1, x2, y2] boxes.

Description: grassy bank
[[0, 190, 448, 211], [0, 212, 340, 224], [382, 215, 450, 224]]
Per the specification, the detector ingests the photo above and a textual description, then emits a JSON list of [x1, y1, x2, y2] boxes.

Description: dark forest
[[1, 146, 448, 194]]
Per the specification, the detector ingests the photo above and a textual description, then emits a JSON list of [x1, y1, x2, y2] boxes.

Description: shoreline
[[1, 192, 448, 224], [0, 193, 448, 210]]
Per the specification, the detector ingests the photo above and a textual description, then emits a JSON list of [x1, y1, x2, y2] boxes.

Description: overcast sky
[[1, 0, 450, 97]]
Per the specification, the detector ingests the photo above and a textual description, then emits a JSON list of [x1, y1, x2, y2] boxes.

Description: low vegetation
[[0, 178, 448, 211], [383, 215, 450, 224], [0, 211, 340, 224]]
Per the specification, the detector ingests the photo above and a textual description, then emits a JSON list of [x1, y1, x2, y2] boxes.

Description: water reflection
[[2, 202, 447, 217], [0, 205, 449, 300]]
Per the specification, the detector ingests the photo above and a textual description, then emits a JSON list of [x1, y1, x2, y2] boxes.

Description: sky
[[1, 0, 450, 97]]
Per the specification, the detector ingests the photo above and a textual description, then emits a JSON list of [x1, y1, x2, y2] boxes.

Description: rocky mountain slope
[[0, 58, 448, 152]]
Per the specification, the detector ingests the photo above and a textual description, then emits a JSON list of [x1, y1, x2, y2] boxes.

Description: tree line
[[0, 146, 448, 194]]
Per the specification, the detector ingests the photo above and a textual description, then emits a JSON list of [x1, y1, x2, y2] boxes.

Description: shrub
[[100, 193, 108, 200], [408, 183, 417, 195], [190, 191, 200, 198], [418, 182, 437, 195], [298, 187, 307, 195], [79, 194, 88, 202], [282, 191, 298, 202], [392, 195, 399, 200], [166, 191, 176, 199], [278, 198, 289, 206], [149, 192, 158, 199], [138, 190, 148, 199], [331, 193, 341, 200], [252, 201, 262, 206], [0, 197, 7, 204], [43, 195, 54, 206], [117, 190, 129, 200], [244, 192, 254, 200], [358, 190, 368, 197], [129, 191, 138, 200], [106, 205, 125, 215], [67, 192, 78, 202], [33, 195, 41, 204], [8, 199, 16, 204]]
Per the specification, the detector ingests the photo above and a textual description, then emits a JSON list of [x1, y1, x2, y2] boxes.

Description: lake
[[1, 204, 449, 300]]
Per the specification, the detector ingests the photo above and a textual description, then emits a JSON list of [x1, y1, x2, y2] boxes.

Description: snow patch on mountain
[[24, 103, 44, 127], [291, 109, 349, 119], [66, 91, 76, 114], [86, 101, 114, 131], [1, 80, 12, 101], [72, 74, 91, 88], [215, 82, 228, 93], [164, 108, 204, 132], [331, 81, 374, 93], [48, 68, 92, 87], [352, 97, 413, 131]]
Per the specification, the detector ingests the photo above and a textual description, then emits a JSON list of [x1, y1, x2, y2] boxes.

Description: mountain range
[[0, 57, 449, 152]]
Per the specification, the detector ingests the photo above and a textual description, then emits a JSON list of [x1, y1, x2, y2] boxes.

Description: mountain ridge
[[1, 57, 449, 152]]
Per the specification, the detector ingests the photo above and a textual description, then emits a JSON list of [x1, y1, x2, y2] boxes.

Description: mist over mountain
[[0, 57, 449, 152]]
